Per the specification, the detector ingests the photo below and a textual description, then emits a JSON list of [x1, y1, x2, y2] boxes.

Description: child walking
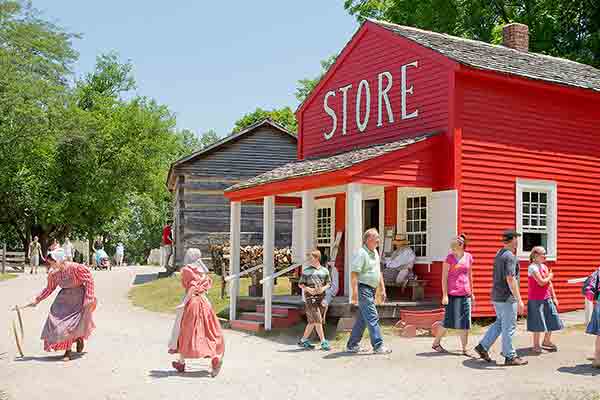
[[526, 246, 563, 353], [584, 266, 600, 368], [298, 249, 331, 351]]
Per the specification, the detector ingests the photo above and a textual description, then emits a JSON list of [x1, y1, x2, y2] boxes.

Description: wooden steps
[[230, 305, 303, 333]]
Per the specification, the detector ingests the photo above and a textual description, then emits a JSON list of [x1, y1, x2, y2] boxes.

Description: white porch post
[[263, 196, 275, 331], [301, 191, 315, 258], [229, 201, 241, 321], [345, 183, 363, 298]]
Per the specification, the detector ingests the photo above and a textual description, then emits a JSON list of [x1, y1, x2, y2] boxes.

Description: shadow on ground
[[15, 352, 86, 362], [132, 273, 158, 286], [557, 364, 600, 377], [149, 369, 210, 379]]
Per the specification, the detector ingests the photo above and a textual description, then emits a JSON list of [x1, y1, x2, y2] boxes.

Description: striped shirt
[[35, 262, 96, 307]]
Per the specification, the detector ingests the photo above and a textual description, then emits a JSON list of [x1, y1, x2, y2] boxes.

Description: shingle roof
[[370, 19, 600, 93], [225, 133, 438, 192]]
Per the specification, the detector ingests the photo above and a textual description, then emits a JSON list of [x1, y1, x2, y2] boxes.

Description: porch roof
[[225, 132, 439, 196]]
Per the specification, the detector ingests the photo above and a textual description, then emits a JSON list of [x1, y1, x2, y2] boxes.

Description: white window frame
[[397, 188, 432, 263], [314, 198, 336, 250], [516, 179, 557, 261]]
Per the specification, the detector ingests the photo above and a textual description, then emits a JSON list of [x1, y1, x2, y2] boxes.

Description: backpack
[[582, 268, 600, 300]]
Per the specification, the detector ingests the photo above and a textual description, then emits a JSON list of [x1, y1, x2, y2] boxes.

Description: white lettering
[[377, 71, 394, 127], [401, 61, 419, 120], [338, 84, 352, 135], [356, 80, 370, 132], [323, 91, 337, 140]]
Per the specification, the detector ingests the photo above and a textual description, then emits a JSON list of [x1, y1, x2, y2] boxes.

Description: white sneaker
[[345, 345, 362, 353], [373, 346, 392, 355]]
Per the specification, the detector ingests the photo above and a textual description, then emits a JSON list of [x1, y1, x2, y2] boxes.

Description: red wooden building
[[224, 19, 600, 323]]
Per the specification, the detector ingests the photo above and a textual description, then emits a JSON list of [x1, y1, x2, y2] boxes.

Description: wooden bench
[[384, 279, 428, 301], [1, 245, 26, 273]]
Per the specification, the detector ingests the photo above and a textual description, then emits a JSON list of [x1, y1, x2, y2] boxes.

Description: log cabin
[[167, 119, 298, 266]]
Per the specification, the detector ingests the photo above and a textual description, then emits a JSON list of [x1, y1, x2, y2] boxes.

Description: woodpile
[[208, 244, 293, 274]]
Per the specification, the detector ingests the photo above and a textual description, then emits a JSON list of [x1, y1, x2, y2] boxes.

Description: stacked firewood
[[208, 244, 293, 272]]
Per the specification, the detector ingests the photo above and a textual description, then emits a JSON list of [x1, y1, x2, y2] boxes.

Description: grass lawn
[[0, 273, 17, 282], [129, 273, 291, 319]]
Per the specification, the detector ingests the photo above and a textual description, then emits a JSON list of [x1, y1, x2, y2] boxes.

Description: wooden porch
[[237, 295, 439, 319]]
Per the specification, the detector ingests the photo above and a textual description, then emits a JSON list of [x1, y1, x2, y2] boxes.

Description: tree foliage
[[232, 107, 297, 134], [295, 55, 337, 103], [344, 0, 600, 68], [0, 1, 198, 261]]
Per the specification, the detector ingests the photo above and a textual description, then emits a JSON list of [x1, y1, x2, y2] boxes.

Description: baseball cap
[[502, 229, 522, 242]]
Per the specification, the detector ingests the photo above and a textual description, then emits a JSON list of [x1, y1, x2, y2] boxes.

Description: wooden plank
[[5, 252, 26, 256], [2, 244, 5, 274]]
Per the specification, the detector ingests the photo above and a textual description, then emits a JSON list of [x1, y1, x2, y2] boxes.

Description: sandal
[[542, 343, 558, 352], [462, 349, 475, 357], [531, 347, 543, 354], [432, 344, 447, 353], [62, 350, 72, 361], [211, 358, 223, 378], [76, 338, 84, 353]]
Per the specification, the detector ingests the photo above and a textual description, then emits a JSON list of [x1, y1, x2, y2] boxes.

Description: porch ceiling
[[224, 132, 441, 200]]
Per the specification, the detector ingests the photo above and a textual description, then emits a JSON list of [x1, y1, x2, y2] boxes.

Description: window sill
[[518, 255, 557, 262]]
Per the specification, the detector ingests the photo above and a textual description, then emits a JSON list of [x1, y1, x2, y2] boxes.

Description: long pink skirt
[[177, 294, 224, 360], [40, 287, 95, 351]]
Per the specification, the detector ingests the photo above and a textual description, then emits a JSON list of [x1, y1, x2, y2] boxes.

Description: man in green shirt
[[346, 228, 391, 354]]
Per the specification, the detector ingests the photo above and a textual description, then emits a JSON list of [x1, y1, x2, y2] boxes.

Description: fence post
[[2, 243, 6, 274]]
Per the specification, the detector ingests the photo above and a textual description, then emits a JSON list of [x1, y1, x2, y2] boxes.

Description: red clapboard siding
[[458, 73, 600, 317], [299, 24, 453, 159]]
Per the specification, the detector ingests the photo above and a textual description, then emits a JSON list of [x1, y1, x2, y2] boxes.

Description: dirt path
[[1, 267, 598, 400]]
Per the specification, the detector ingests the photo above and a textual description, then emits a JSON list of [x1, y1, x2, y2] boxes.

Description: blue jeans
[[479, 301, 518, 359], [347, 284, 383, 350]]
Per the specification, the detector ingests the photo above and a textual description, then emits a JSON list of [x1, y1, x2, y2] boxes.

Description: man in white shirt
[[115, 243, 125, 267], [63, 238, 74, 262]]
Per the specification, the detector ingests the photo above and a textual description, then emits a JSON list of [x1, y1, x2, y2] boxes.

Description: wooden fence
[[1, 244, 26, 274]]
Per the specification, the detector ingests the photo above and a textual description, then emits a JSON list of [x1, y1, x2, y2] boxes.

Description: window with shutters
[[397, 188, 431, 260], [314, 198, 335, 259], [516, 180, 557, 260]]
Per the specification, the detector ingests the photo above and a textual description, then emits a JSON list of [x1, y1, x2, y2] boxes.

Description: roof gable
[[369, 19, 600, 93], [167, 119, 297, 190]]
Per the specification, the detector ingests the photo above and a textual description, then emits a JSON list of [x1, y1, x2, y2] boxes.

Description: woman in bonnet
[[168, 248, 224, 377]]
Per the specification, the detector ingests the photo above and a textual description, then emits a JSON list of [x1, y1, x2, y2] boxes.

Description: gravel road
[[1, 267, 598, 400]]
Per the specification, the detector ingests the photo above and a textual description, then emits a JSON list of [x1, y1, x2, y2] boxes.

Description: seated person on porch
[[297, 249, 331, 351], [382, 237, 416, 288]]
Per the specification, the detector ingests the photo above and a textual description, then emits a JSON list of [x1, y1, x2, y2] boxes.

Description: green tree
[[199, 129, 220, 149], [0, 0, 78, 250], [232, 107, 297, 134], [295, 55, 338, 102], [344, 0, 600, 68]]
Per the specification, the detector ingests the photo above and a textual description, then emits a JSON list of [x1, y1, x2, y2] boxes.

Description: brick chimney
[[502, 23, 529, 52]]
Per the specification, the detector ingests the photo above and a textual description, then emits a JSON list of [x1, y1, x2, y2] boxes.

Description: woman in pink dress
[[21, 248, 97, 361], [168, 248, 224, 377]]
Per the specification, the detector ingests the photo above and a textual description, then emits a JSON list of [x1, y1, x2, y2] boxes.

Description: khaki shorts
[[304, 293, 326, 324]]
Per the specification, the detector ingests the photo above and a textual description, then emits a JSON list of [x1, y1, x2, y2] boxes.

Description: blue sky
[[35, 1, 359, 137]]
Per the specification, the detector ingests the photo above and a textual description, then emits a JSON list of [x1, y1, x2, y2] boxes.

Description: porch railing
[[224, 263, 263, 282], [259, 263, 301, 285]]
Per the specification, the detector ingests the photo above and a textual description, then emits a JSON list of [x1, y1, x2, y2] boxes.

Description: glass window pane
[[540, 193, 547, 203], [420, 197, 427, 207], [421, 221, 427, 232], [523, 204, 530, 214], [540, 205, 547, 216], [523, 218, 530, 226], [407, 198, 413, 208], [420, 209, 427, 219], [531, 205, 538, 214], [406, 221, 411, 232], [531, 217, 538, 226], [532, 192, 539, 202], [523, 192, 530, 202]]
